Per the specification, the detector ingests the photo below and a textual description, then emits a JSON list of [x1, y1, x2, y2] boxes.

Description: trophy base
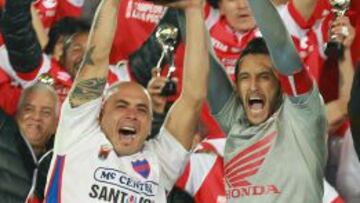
[[161, 80, 177, 96], [325, 41, 345, 61]]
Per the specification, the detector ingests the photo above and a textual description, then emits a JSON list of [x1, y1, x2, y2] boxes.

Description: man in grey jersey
[[207, 0, 327, 202]]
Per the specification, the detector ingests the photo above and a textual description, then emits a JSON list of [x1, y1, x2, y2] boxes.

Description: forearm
[[207, 54, 234, 114], [326, 49, 354, 131], [31, 5, 49, 49], [69, 0, 120, 107], [248, 0, 303, 75], [338, 49, 354, 105], [292, 0, 318, 21], [182, 8, 209, 101], [1, 0, 42, 73], [165, 5, 209, 150]]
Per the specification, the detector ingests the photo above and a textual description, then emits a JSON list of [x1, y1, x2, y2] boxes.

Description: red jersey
[[33, 0, 84, 31], [110, 0, 167, 64]]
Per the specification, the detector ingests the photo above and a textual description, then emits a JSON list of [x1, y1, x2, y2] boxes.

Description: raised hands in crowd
[[0, 0, 359, 203]]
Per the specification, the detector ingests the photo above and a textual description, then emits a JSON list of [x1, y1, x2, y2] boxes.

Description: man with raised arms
[[44, 0, 208, 202], [207, 0, 327, 202]]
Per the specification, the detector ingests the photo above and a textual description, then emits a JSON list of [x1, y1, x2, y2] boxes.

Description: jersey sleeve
[[276, 65, 314, 99], [214, 92, 244, 134], [145, 127, 190, 191], [53, 97, 103, 154], [284, 84, 327, 170]]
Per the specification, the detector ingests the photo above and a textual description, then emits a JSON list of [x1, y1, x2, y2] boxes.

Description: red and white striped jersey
[[205, 0, 332, 83], [177, 138, 344, 203]]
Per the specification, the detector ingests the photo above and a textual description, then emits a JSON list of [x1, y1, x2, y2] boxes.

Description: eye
[[137, 106, 149, 115], [238, 73, 249, 81], [41, 110, 52, 117], [23, 106, 33, 113], [260, 74, 270, 80], [259, 73, 271, 80], [115, 103, 126, 109]]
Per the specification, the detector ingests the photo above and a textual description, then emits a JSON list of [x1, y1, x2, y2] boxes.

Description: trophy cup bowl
[[325, 0, 351, 60], [155, 24, 179, 96]]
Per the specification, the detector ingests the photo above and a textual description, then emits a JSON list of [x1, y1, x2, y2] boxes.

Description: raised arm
[[164, 0, 209, 150], [326, 16, 355, 132], [207, 51, 234, 114], [69, 0, 120, 107], [1, 0, 42, 73], [248, 0, 313, 100], [248, 0, 302, 75]]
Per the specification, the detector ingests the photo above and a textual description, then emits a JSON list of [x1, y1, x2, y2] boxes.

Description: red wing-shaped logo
[[225, 131, 277, 188]]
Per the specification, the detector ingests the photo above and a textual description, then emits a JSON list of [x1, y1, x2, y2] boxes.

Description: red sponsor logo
[[227, 184, 281, 199], [225, 131, 280, 198]]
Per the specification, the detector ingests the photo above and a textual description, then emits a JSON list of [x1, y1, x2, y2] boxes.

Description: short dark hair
[[44, 17, 91, 55], [234, 38, 270, 83], [207, 0, 220, 8]]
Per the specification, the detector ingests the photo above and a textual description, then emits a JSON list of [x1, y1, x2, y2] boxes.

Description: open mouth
[[118, 126, 137, 137], [248, 96, 264, 112]]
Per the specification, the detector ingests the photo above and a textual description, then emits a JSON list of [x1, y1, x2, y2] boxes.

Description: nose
[[29, 110, 42, 121], [249, 77, 259, 91], [124, 108, 138, 120]]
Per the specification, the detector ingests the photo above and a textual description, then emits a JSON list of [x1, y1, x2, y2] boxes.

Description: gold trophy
[[325, 0, 351, 60], [155, 23, 179, 96]]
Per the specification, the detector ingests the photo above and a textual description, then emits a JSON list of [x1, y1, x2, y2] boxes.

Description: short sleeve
[[53, 98, 102, 154], [284, 85, 327, 168], [145, 127, 190, 191]]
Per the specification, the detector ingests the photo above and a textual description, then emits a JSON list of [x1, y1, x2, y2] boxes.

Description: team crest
[[131, 159, 150, 179]]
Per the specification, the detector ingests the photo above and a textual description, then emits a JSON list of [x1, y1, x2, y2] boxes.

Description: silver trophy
[[325, 0, 351, 60], [155, 23, 179, 96]]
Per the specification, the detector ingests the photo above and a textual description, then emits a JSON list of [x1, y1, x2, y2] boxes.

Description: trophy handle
[[156, 51, 166, 77], [166, 52, 176, 79]]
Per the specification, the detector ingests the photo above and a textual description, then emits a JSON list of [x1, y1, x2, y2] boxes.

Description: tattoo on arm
[[69, 78, 106, 107]]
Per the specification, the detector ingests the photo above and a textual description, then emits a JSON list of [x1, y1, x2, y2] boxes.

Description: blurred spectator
[[0, 82, 59, 202], [0, 0, 90, 114], [0, 0, 85, 47], [349, 64, 360, 159]]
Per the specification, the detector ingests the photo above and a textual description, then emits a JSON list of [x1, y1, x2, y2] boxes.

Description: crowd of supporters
[[0, 0, 359, 202]]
